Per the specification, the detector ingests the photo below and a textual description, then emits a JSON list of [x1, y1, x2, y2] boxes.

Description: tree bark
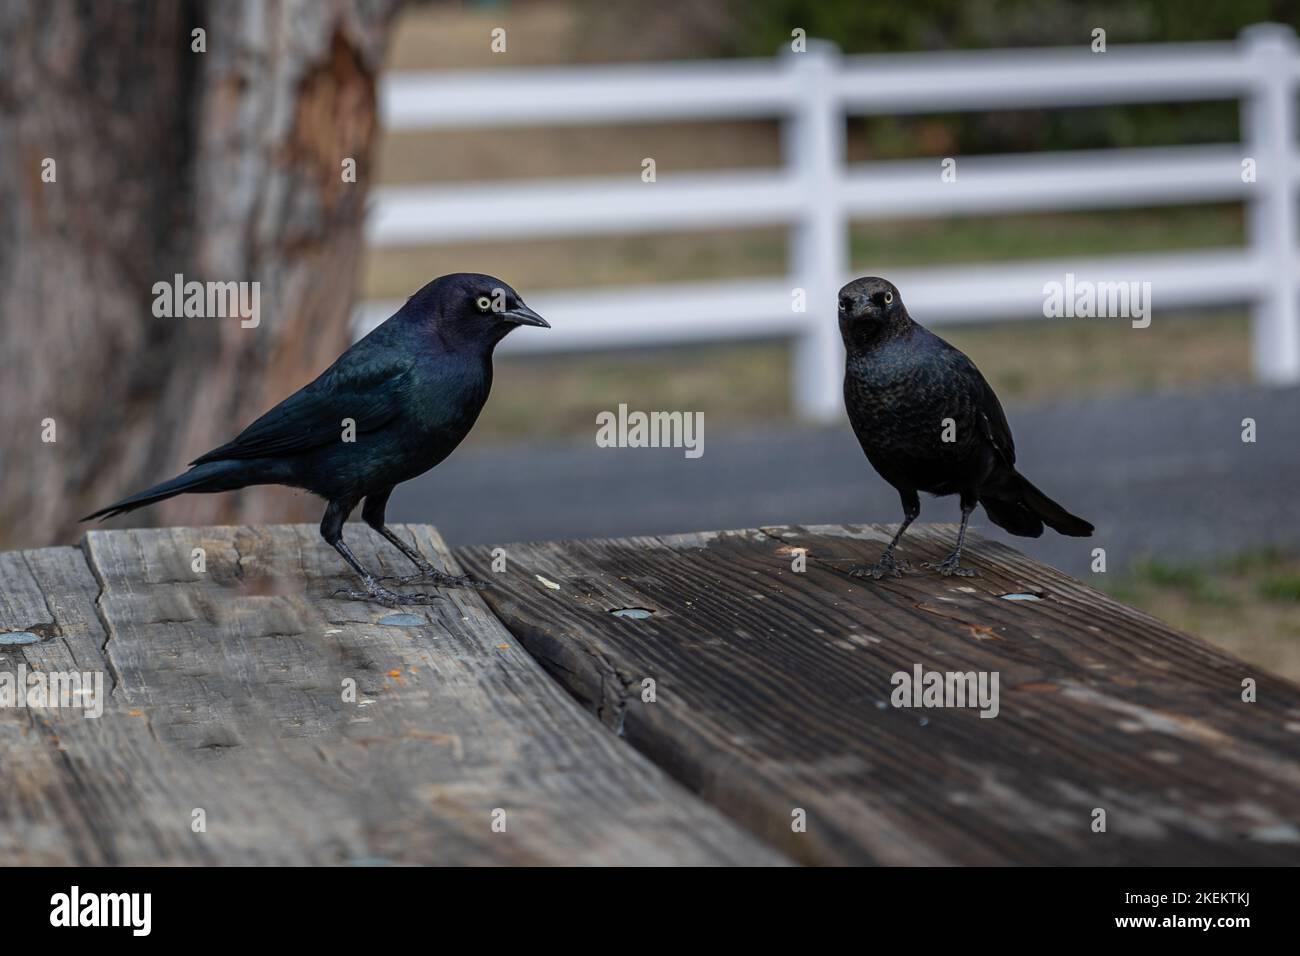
[[0, 0, 405, 549]]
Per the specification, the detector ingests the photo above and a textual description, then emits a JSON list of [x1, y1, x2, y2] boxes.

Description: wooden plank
[[0, 545, 184, 865], [457, 523, 1300, 865], [0, 525, 784, 865]]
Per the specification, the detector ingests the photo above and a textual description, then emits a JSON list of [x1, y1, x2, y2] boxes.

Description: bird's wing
[[191, 349, 415, 465], [977, 389, 1017, 467], [937, 337, 1017, 466]]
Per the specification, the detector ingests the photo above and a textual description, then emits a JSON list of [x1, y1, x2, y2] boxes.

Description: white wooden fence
[[362, 25, 1300, 420]]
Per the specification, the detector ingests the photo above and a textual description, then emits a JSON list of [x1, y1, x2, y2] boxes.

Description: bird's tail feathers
[[979, 495, 1045, 538], [1003, 472, 1094, 537], [81, 460, 252, 522]]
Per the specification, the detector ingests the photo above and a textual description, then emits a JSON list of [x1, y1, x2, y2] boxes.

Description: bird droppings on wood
[[610, 607, 654, 620], [0, 631, 42, 645], [0, 620, 57, 642], [377, 612, 425, 627]]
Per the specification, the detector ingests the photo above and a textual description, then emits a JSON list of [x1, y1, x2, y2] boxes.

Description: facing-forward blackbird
[[84, 273, 549, 606], [838, 276, 1093, 578]]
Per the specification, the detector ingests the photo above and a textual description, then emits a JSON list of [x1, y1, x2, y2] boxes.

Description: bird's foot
[[379, 567, 485, 589], [848, 552, 911, 580], [922, 554, 978, 577], [331, 583, 445, 607]]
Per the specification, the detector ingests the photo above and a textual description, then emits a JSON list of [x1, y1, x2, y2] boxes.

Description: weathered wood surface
[[457, 524, 1300, 865], [0, 525, 783, 865]]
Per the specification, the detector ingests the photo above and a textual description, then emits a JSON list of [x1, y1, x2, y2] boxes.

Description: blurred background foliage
[[582, 0, 1300, 157]]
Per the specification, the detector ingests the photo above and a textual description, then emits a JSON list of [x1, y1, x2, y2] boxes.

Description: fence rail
[[364, 25, 1300, 419]]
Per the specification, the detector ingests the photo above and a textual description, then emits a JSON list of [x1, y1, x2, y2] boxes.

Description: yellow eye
[[884, 291, 893, 304], [475, 296, 492, 312]]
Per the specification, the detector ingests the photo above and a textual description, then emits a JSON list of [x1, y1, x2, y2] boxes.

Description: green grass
[[1133, 559, 1210, 591], [1099, 550, 1300, 682], [1258, 574, 1300, 603], [1120, 558, 1231, 605]]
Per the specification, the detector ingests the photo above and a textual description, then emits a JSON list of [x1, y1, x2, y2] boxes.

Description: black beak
[[503, 303, 549, 328]]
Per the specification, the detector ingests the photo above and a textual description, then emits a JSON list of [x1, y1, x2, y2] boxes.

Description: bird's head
[[838, 276, 905, 327], [405, 272, 549, 348]]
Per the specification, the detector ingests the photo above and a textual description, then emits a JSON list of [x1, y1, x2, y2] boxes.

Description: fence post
[[1241, 24, 1300, 385], [783, 40, 846, 421]]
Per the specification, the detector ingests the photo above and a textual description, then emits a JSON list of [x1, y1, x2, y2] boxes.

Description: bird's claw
[[922, 556, 978, 578], [848, 554, 911, 580], [331, 585, 445, 607], [378, 569, 485, 589]]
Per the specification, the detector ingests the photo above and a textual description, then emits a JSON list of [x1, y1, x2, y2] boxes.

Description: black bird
[[84, 273, 549, 606], [838, 276, 1092, 578]]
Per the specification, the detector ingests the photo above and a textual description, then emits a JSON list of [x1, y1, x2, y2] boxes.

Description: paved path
[[390, 384, 1300, 578]]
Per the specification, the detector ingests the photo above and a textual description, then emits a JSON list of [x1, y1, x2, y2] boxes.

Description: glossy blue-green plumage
[[85, 273, 537, 519]]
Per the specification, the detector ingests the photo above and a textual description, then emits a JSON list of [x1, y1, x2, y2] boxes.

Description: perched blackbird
[[84, 273, 549, 606], [838, 277, 1092, 578]]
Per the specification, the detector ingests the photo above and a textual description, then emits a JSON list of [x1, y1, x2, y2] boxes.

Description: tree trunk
[[0, 0, 405, 549]]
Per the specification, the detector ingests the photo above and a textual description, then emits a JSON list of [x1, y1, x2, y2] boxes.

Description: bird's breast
[[844, 351, 982, 460]]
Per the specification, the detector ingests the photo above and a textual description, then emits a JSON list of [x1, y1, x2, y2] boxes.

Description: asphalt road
[[390, 383, 1300, 578]]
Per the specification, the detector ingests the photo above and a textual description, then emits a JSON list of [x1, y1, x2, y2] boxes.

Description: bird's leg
[[924, 496, 978, 577], [322, 498, 444, 607], [850, 490, 919, 580], [850, 518, 913, 579], [375, 526, 483, 589], [361, 489, 483, 589], [330, 538, 438, 607]]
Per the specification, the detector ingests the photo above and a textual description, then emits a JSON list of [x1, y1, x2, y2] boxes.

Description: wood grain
[[0, 525, 784, 865], [457, 523, 1300, 865]]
